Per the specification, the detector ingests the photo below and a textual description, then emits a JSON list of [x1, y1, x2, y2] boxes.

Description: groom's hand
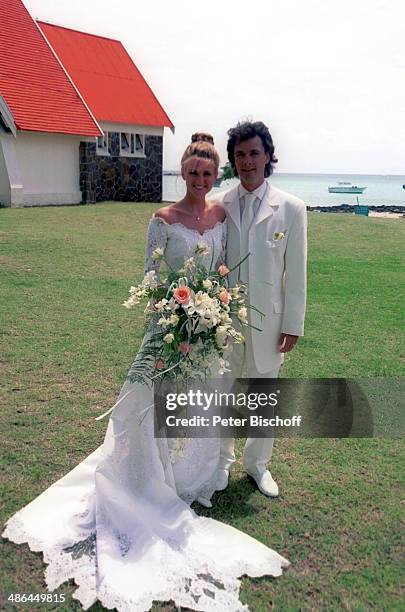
[[278, 333, 299, 353]]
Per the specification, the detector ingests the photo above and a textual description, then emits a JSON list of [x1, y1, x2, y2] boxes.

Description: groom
[[212, 120, 307, 497]]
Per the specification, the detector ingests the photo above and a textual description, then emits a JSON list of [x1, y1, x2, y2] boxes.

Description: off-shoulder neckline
[[151, 215, 225, 237]]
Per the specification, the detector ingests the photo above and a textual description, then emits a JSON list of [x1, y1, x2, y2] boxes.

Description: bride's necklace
[[182, 198, 206, 222], [193, 206, 205, 222]]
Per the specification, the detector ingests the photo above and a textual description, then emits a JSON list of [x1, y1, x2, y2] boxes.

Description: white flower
[[215, 325, 229, 345], [184, 257, 195, 270], [123, 296, 140, 308], [228, 328, 244, 343], [201, 313, 215, 328], [195, 242, 210, 256], [167, 297, 180, 311], [142, 270, 158, 289], [220, 311, 232, 324], [187, 292, 222, 330], [186, 291, 218, 316], [230, 284, 247, 301], [144, 301, 153, 314], [124, 279, 151, 307], [169, 314, 179, 325], [238, 307, 248, 322], [154, 298, 168, 312], [164, 333, 175, 344], [218, 358, 231, 375], [158, 317, 170, 327], [216, 325, 228, 339], [202, 279, 213, 290], [152, 247, 164, 260]]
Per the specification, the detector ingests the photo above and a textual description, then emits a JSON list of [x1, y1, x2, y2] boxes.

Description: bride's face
[[182, 157, 218, 198]]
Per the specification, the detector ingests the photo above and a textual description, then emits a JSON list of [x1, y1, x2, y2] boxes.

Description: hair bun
[[191, 132, 214, 145]]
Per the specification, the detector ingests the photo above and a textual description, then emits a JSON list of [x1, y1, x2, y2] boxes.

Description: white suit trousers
[[219, 326, 280, 477]]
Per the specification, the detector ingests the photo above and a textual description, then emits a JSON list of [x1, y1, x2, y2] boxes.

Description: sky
[[23, 0, 405, 174]]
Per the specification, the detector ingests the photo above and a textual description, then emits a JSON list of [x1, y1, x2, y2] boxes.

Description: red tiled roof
[[38, 22, 174, 129], [0, 0, 101, 136]]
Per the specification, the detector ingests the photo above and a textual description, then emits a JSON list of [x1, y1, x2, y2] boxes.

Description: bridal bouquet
[[123, 243, 257, 386]]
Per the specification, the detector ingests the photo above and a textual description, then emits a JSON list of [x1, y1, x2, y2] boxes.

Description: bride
[[2, 133, 289, 611]]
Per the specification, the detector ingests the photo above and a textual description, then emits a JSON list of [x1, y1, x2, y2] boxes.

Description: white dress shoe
[[214, 468, 229, 491], [196, 496, 212, 508], [247, 470, 279, 497]]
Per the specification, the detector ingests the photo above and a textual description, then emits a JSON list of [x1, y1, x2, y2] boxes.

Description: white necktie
[[239, 193, 257, 283]]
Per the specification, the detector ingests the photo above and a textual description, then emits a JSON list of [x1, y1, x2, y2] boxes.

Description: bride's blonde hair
[[181, 132, 220, 171]]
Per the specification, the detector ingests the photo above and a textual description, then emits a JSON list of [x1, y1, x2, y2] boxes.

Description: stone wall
[[80, 134, 163, 204]]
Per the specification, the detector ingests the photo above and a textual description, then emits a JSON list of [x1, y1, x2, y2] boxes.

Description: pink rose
[[155, 359, 165, 370], [178, 343, 192, 354], [173, 286, 191, 305], [218, 264, 230, 276], [219, 288, 231, 305]]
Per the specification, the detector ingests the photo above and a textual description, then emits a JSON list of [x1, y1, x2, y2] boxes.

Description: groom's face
[[234, 136, 270, 191]]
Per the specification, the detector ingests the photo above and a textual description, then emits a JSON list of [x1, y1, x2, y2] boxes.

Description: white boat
[[328, 182, 367, 194]]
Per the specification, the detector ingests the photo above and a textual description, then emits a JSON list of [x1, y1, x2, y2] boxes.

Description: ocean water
[[163, 173, 405, 208]]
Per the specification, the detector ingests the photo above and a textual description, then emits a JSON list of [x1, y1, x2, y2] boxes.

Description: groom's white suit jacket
[[213, 183, 307, 373]]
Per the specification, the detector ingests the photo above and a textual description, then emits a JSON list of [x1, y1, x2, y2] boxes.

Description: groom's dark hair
[[227, 120, 278, 178]]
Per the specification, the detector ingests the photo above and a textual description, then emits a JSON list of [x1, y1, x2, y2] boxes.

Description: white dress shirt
[[238, 180, 268, 220]]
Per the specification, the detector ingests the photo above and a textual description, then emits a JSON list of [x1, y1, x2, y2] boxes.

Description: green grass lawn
[[0, 203, 404, 611]]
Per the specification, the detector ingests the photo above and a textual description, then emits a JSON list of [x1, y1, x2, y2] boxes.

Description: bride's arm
[[144, 217, 168, 276]]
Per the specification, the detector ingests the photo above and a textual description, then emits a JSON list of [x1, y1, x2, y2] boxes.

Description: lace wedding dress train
[[3, 217, 289, 611]]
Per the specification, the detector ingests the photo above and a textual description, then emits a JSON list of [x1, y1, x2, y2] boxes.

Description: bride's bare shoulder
[[154, 205, 176, 223]]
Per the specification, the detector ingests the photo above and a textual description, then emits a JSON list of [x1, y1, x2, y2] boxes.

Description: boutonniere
[[273, 231, 286, 241]]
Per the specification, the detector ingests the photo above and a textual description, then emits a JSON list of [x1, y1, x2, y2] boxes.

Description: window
[[96, 131, 109, 155], [120, 132, 145, 157], [120, 132, 130, 154], [134, 133, 145, 154]]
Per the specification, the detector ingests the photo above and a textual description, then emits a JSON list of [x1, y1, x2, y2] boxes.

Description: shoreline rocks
[[307, 204, 405, 215]]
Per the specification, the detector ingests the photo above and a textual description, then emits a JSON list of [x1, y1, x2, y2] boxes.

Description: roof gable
[[38, 22, 174, 129], [0, 0, 101, 136]]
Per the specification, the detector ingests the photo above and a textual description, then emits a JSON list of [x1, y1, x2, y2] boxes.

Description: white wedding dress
[[3, 217, 289, 612]]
